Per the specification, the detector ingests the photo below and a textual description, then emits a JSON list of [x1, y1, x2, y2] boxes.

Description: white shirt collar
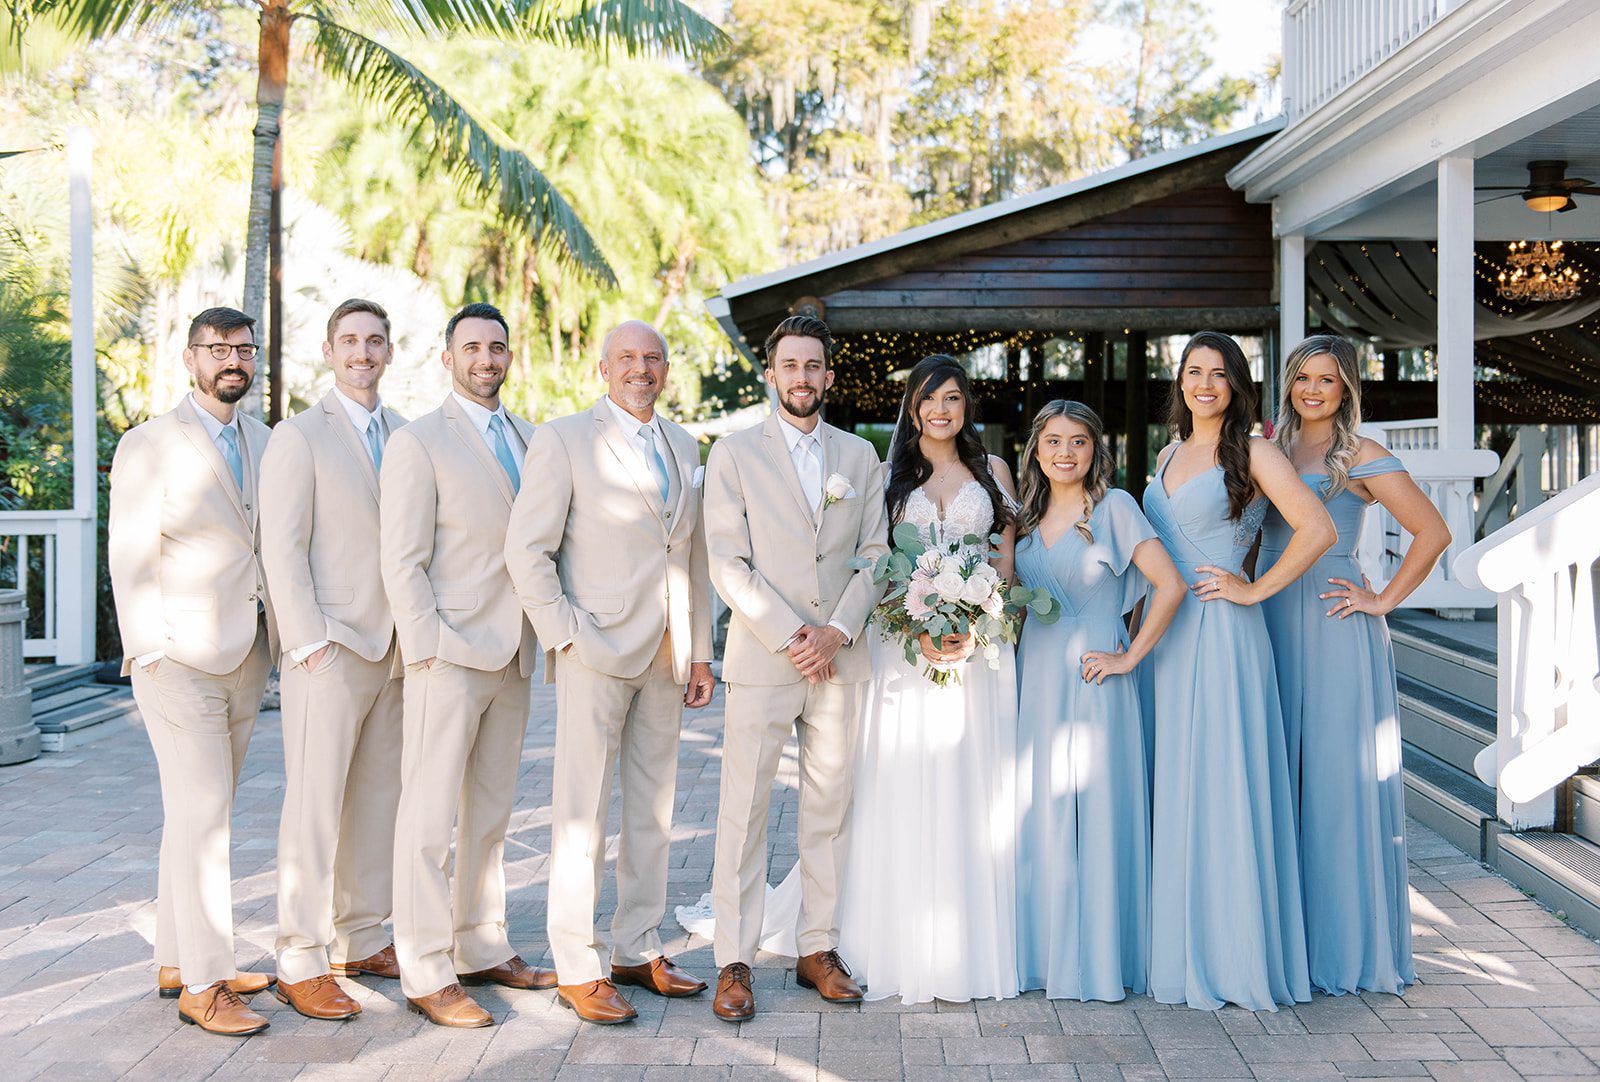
[[450, 390, 509, 435], [604, 394, 663, 441], [187, 393, 238, 443], [775, 411, 820, 455], [332, 386, 384, 433]]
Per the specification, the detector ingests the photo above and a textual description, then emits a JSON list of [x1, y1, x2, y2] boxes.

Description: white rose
[[931, 570, 965, 601], [915, 551, 942, 576], [824, 473, 853, 501], [939, 555, 965, 577], [971, 563, 998, 587], [960, 575, 993, 605]]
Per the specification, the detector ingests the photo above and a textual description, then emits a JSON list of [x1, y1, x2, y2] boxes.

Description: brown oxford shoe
[[795, 949, 863, 1003], [177, 981, 271, 1036], [330, 943, 400, 980], [712, 962, 755, 1022], [556, 979, 637, 1024], [458, 953, 559, 990], [273, 974, 361, 1020], [610, 956, 707, 998], [158, 966, 275, 1000], [407, 982, 493, 1028]]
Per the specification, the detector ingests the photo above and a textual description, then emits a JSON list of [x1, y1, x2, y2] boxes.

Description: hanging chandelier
[[1497, 240, 1583, 303]]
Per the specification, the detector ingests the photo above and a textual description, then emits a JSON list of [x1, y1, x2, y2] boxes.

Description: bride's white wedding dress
[[677, 480, 1020, 1004]]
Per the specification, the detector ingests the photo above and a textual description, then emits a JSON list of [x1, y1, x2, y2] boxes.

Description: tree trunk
[[268, 132, 284, 425], [241, 1, 291, 419]]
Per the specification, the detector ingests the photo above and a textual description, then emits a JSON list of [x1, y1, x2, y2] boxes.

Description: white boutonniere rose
[[823, 473, 854, 508]]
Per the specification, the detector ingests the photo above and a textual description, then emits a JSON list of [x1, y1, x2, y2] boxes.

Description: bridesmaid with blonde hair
[[1013, 400, 1185, 1002], [1261, 334, 1449, 996]]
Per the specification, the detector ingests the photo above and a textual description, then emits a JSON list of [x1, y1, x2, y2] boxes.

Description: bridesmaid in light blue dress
[[1013, 402, 1186, 1002], [1261, 335, 1449, 996], [1143, 331, 1335, 1012]]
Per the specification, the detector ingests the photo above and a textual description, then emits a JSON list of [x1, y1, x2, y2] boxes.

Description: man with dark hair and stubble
[[108, 306, 281, 1036], [260, 298, 409, 1020], [380, 302, 554, 1028]]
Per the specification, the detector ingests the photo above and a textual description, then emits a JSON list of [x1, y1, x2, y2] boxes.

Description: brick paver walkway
[[4, 676, 1600, 1081]]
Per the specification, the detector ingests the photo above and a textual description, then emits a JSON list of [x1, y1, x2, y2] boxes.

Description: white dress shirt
[[774, 413, 852, 648], [452, 390, 526, 462]]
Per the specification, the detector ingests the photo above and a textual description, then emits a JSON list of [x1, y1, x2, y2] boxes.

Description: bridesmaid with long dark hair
[[1142, 331, 1334, 1011], [1262, 334, 1447, 996]]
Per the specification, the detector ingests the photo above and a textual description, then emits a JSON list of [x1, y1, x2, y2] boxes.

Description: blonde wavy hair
[[1018, 400, 1112, 543], [1273, 334, 1363, 499]]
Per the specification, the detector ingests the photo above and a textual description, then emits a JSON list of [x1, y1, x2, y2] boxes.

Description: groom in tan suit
[[109, 306, 280, 1036], [381, 302, 552, 1028], [506, 320, 715, 1024], [703, 314, 888, 1021], [261, 298, 408, 1020]]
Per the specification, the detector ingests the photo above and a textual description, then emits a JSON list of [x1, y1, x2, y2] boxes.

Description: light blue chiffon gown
[[1259, 455, 1415, 996], [1014, 490, 1154, 1002], [1143, 457, 1310, 1011]]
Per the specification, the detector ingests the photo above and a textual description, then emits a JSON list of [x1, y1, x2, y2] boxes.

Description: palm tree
[[23, 0, 725, 418]]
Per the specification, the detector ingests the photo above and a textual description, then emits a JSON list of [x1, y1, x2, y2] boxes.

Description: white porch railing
[[1284, 0, 1441, 123], [0, 510, 96, 663], [1457, 471, 1600, 830]]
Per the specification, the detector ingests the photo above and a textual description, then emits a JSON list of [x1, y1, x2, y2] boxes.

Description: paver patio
[[3, 675, 1599, 1081]]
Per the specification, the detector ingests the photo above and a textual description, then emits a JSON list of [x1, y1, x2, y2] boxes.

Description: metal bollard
[[0, 590, 40, 764]]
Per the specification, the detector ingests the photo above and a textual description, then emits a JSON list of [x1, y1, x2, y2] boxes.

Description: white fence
[[0, 510, 96, 664], [1284, 0, 1440, 123]]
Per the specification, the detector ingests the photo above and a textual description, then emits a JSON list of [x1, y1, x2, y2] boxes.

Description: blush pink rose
[[906, 578, 937, 620]]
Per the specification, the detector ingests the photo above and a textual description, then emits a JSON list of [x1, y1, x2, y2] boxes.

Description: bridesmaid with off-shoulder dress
[[1142, 331, 1335, 1012], [1260, 335, 1449, 996]]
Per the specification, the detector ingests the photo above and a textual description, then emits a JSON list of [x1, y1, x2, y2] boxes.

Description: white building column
[[1437, 156, 1475, 452], [60, 128, 97, 666], [1275, 233, 1306, 425]]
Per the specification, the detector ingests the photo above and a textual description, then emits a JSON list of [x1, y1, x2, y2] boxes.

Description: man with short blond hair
[[109, 305, 280, 1036], [261, 297, 408, 1020]]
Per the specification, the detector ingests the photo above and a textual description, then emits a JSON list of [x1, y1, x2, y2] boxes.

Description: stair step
[[1402, 742, 1494, 861], [22, 663, 102, 694], [31, 683, 120, 713], [1391, 631, 1496, 714], [1494, 831, 1600, 940], [1397, 674, 1495, 776]]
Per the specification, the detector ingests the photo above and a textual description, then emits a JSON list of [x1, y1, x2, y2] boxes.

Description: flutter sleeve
[[1093, 489, 1160, 617]]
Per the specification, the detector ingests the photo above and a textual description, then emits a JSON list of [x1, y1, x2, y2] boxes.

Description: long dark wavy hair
[[1166, 331, 1257, 521], [886, 355, 1013, 535], [1017, 400, 1113, 542]]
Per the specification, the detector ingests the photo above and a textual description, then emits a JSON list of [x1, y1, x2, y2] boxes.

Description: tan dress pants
[[274, 641, 403, 983], [712, 678, 860, 967], [131, 624, 272, 986], [392, 658, 531, 998], [547, 636, 684, 982]]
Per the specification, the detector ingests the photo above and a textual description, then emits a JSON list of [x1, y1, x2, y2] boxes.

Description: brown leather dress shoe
[[158, 966, 275, 999], [407, 982, 493, 1028], [795, 949, 863, 1002], [459, 953, 559, 990], [556, 979, 638, 1024], [330, 943, 400, 980], [273, 974, 361, 1020], [712, 962, 755, 1022], [177, 981, 271, 1036], [611, 956, 707, 998]]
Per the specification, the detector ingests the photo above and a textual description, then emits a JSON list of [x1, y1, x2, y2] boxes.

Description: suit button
[[245, 503, 252, 511], [810, 599, 820, 607], [815, 554, 823, 562], [666, 544, 671, 553]]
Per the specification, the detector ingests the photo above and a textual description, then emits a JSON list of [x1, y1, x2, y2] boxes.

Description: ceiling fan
[[1477, 160, 1600, 213]]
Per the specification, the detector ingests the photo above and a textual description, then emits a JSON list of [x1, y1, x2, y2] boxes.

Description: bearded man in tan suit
[[109, 306, 280, 1036], [260, 298, 409, 1021], [703, 315, 889, 1021], [505, 320, 716, 1025], [380, 302, 553, 1028]]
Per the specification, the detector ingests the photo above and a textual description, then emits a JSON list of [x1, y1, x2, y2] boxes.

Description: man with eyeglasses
[[109, 306, 281, 1036]]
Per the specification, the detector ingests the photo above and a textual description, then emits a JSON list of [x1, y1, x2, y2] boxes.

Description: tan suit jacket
[[505, 398, 711, 684], [704, 413, 889, 686], [379, 395, 538, 676], [109, 396, 279, 676], [260, 392, 408, 663]]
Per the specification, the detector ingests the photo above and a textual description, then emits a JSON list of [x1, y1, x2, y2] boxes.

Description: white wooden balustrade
[[1284, 0, 1442, 123], [0, 510, 95, 663]]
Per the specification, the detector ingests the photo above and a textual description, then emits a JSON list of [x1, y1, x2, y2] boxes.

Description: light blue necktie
[[365, 416, 384, 471], [638, 425, 671, 505], [218, 425, 244, 491], [487, 413, 521, 493]]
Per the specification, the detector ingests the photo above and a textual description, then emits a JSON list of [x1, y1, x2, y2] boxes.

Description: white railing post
[[60, 127, 97, 666], [1282, 0, 1441, 124], [1436, 155, 1474, 455]]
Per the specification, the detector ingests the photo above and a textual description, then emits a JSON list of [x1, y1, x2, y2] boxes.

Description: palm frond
[[540, 0, 727, 58], [23, 0, 198, 40], [305, 10, 617, 288], [323, 0, 528, 42]]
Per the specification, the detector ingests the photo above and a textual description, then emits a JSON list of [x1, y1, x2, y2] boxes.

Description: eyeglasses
[[191, 342, 259, 362]]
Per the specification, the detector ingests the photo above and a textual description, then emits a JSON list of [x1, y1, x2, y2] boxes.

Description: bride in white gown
[[681, 355, 1022, 1004]]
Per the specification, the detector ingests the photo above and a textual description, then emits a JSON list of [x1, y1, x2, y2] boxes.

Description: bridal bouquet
[[855, 521, 1060, 687]]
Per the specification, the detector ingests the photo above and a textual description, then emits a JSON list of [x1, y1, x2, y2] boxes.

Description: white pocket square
[[691, 465, 706, 489]]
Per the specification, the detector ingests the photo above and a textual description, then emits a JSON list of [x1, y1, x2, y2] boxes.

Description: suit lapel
[[663, 422, 698, 536], [322, 393, 381, 502], [176, 398, 249, 528], [762, 413, 817, 530], [444, 395, 516, 507], [594, 399, 668, 526], [240, 418, 266, 532]]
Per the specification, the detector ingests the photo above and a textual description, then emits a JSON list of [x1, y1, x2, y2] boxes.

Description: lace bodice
[[902, 481, 995, 556]]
